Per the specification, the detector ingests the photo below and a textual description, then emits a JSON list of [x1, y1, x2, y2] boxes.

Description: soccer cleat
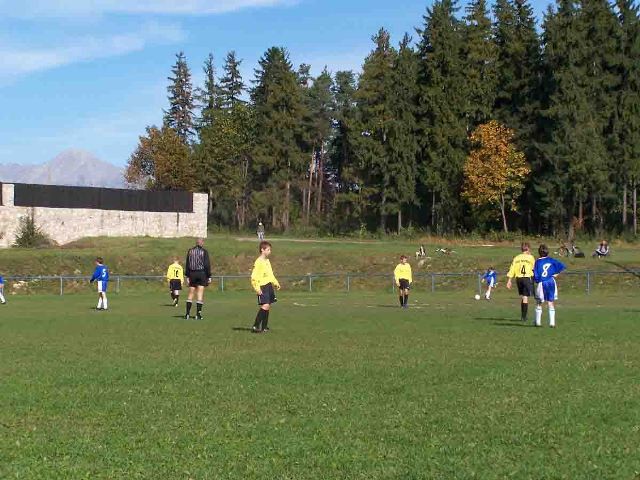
[[262, 328, 270, 333], [251, 326, 262, 333], [174, 299, 179, 307], [196, 314, 203, 320], [184, 314, 190, 320]]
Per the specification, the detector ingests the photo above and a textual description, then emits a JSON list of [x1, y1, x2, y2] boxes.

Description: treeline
[[125, 0, 640, 237]]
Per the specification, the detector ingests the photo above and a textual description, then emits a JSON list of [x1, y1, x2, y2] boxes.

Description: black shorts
[[169, 279, 182, 291], [398, 279, 411, 290], [188, 271, 209, 287], [258, 283, 277, 306], [517, 277, 533, 297]]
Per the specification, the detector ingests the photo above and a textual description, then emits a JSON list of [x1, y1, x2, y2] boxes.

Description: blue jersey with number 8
[[533, 257, 565, 284]]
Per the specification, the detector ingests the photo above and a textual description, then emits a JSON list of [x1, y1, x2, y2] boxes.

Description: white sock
[[103, 296, 108, 310], [97, 297, 103, 309], [0, 291, 5, 302], [535, 306, 542, 326], [549, 307, 556, 327]]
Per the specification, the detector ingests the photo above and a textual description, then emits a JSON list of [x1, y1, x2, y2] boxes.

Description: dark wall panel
[[12, 184, 193, 213]]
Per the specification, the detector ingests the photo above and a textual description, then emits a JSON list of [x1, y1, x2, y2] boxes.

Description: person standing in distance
[[533, 244, 566, 328], [90, 257, 110, 310], [184, 238, 211, 320], [506, 242, 535, 322], [166, 257, 184, 307], [251, 241, 280, 333]]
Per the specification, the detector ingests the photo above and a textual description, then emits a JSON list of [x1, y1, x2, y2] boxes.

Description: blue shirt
[[91, 265, 109, 283], [482, 270, 497, 284], [533, 257, 565, 284]]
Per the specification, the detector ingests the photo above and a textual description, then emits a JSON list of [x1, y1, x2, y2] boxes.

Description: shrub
[[13, 210, 54, 248]]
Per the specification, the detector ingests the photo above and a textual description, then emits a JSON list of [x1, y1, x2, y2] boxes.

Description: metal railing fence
[[3, 270, 639, 296]]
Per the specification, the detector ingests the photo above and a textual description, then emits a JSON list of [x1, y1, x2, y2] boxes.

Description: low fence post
[[308, 275, 313, 292], [586, 272, 591, 295], [116, 276, 121, 293], [220, 276, 225, 292], [59, 276, 63, 296], [477, 274, 482, 295], [346, 274, 351, 293], [431, 274, 436, 293]]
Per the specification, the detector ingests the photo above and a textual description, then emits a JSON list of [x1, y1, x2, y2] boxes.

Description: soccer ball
[[474, 294, 481, 301]]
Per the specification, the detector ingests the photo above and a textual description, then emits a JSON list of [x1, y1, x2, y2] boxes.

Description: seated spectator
[[415, 245, 426, 259], [592, 240, 610, 258]]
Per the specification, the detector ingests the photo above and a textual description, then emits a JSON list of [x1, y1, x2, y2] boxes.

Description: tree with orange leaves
[[462, 121, 530, 232]]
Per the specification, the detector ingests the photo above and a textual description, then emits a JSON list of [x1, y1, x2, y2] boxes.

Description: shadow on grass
[[474, 316, 513, 322], [492, 321, 534, 328], [232, 327, 254, 332]]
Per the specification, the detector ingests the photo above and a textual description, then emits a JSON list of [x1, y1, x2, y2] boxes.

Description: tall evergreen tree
[[388, 34, 419, 230], [329, 71, 362, 231], [416, 0, 469, 232], [251, 47, 308, 230], [354, 28, 399, 231], [218, 51, 246, 110], [463, 0, 498, 127], [164, 52, 195, 143], [196, 53, 219, 129], [615, 0, 640, 233]]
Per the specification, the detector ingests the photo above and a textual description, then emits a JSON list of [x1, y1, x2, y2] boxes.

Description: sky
[[0, 0, 553, 167]]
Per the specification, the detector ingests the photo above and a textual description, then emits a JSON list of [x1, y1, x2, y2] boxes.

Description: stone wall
[[0, 184, 208, 247]]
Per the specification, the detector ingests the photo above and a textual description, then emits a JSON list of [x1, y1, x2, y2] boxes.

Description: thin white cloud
[[0, 22, 184, 81], [0, 0, 296, 18]]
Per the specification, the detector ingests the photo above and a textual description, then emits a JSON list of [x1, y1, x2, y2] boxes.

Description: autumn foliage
[[462, 121, 530, 232]]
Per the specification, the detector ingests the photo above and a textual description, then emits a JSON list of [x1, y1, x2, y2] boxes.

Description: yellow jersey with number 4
[[507, 253, 535, 278]]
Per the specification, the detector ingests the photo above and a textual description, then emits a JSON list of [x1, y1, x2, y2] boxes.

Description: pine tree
[[416, 0, 469, 232], [164, 52, 195, 143], [196, 53, 219, 129], [251, 47, 308, 230], [218, 51, 246, 110], [304, 68, 334, 222], [388, 34, 419, 230], [354, 28, 399, 231], [329, 71, 362, 232], [463, 0, 498, 127], [614, 0, 640, 233]]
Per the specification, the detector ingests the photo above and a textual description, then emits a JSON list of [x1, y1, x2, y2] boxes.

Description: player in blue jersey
[[89, 257, 110, 311], [481, 267, 497, 300], [0, 274, 6, 304], [533, 244, 566, 328]]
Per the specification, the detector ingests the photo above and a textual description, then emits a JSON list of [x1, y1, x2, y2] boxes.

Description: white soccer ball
[[474, 294, 481, 301]]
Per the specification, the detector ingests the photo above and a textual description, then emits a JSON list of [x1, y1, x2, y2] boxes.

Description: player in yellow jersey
[[506, 242, 535, 322], [166, 257, 184, 307], [251, 241, 281, 333], [394, 255, 413, 309]]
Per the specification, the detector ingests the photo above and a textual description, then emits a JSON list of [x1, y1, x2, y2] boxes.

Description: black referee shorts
[[257, 283, 277, 306], [169, 279, 182, 291], [188, 271, 209, 287], [398, 279, 411, 290], [516, 277, 533, 297]]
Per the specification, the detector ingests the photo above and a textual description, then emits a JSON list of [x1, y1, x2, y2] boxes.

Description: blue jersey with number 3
[[533, 257, 565, 284]]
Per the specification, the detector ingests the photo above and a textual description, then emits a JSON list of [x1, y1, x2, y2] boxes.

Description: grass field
[[2, 289, 639, 479]]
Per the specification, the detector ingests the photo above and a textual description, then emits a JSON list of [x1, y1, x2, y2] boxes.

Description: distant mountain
[[0, 149, 125, 188]]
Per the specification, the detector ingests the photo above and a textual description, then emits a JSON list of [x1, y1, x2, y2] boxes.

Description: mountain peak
[[0, 150, 125, 188]]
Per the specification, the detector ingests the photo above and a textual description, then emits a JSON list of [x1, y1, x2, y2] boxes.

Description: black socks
[[404, 294, 409, 307], [253, 309, 269, 330], [521, 302, 528, 321], [196, 301, 203, 314], [186, 301, 192, 316], [399, 296, 404, 306]]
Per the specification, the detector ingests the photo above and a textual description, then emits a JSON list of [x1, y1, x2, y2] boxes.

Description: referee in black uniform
[[184, 238, 211, 320]]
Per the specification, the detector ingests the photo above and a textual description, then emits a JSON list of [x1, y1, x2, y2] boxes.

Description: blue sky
[[0, 0, 552, 167]]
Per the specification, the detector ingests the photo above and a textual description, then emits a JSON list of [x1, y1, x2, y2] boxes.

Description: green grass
[[1, 290, 639, 479], [0, 235, 638, 278]]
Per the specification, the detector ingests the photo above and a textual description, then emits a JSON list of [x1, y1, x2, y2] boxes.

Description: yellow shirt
[[507, 253, 535, 278], [166, 262, 184, 282], [251, 257, 280, 293], [394, 263, 413, 285]]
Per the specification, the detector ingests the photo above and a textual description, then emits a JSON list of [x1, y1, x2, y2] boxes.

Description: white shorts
[[488, 279, 496, 288], [97, 281, 108, 293]]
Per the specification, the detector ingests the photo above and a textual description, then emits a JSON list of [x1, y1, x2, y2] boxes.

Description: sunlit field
[[2, 289, 639, 479]]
